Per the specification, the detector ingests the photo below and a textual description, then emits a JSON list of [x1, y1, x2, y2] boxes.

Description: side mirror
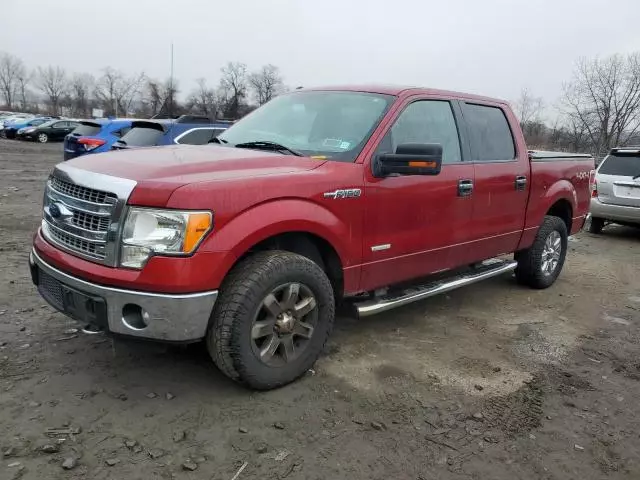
[[374, 143, 443, 177]]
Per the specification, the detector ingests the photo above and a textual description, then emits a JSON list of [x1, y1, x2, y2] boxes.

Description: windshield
[[598, 153, 640, 176], [217, 91, 394, 162]]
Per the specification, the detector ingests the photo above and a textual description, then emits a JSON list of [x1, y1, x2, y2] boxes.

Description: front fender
[[198, 198, 361, 289]]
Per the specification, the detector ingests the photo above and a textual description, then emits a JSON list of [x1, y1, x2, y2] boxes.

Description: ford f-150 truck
[[30, 85, 594, 389]]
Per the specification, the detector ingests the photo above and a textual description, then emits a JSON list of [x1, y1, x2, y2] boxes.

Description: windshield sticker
[[322, 138, 342, 148], [339, 141, 351, 150]]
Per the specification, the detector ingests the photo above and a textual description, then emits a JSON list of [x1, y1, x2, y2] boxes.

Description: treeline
[[513, 52, 640, 157], [0, 52, 288, 120]]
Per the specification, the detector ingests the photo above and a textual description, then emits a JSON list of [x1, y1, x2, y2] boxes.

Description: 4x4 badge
[[323, 188, 362, 199]]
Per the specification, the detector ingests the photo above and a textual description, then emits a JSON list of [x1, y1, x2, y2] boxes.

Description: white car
[[590, 147, 640, 232]]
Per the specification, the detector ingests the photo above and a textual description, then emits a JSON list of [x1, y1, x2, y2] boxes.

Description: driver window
[[375, 100, 462, 164]]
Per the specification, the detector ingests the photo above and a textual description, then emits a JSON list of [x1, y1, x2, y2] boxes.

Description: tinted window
[[53, 122, 68, 128], [598, 154, 640, 176], [376, 100, 462, 164], [112, 126, 131, 138], [72, 122, 101, 136], [31, 119, 48, 126], [176, 128, 216, 145], [119, 127, 164, 146], [462, 103, 515, 161]]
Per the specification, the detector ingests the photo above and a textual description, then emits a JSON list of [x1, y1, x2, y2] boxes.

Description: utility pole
[[169, 42, 174, 118]]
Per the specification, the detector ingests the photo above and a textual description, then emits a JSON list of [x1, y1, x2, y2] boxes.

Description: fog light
[[122, 304, 150, 330]]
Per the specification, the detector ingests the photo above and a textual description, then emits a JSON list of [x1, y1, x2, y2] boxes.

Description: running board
[[355, 258, 518, 317]]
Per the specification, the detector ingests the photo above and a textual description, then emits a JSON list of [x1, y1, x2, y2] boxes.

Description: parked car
[[3, 117, 52, 139], [111, 116, 231, 150], [0, 114, 33, 136], [17, 119, 80, 143], [589, 146, 640, 233], [63, 118, 135, 160], [30, 85, 594, 390]]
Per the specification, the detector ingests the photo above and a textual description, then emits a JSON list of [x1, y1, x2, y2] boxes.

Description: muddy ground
[[1, 138, 639, 480]]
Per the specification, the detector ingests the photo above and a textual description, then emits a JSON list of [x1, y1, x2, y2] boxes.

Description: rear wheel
[[515, 215, 568, 289], [207, 251, 335, 390], [37, 133, 48, 143], [588, 217, 605, 234]]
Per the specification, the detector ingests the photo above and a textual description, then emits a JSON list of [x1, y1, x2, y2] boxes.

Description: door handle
[[515, 175, 527, 191], [458, 179, 473, 197]]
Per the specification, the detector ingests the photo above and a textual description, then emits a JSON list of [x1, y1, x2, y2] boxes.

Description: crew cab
[[30, 86, 594, 390]]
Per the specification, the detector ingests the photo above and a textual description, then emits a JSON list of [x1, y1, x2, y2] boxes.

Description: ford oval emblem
[[49, 203, 61, 218]]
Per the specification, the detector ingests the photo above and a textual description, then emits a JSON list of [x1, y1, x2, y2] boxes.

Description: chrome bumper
[[591, 198, 640, 224], [30, 250, 217, 342]]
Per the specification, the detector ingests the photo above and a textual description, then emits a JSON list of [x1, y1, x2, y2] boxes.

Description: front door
[[360, 98, 476, 292]]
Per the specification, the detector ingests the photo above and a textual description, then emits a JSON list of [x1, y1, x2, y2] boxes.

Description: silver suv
[[589, 147, 640, 233]]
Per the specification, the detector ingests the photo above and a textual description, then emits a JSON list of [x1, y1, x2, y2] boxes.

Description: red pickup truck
[[30, 85, 594, 389]]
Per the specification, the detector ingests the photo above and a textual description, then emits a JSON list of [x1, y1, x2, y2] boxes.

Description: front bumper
[[29, 249, 218, 342], [591, 198, 640, 224]]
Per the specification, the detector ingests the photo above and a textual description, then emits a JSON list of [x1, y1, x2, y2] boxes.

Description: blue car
[[111, 116, 232, 150], [63, 118, 135, 160], [4, 117, 52, 139]]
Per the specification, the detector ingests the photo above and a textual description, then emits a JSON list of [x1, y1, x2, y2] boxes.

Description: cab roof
[[302, 84, 508, 105]]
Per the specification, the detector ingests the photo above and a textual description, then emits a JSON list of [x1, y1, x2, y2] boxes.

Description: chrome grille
[[72, 211, 110, 232], [50, 176, 117, 204], [44, 222, 106, 258]]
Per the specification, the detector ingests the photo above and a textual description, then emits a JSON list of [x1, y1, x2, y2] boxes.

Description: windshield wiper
[[209, 137, 228, 144], [633, 173, 640, 180], [234, 140, 303, 156]]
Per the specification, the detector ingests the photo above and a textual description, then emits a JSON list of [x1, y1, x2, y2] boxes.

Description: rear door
[[596, 150, 640, 207], [460, 101, 529, 259]]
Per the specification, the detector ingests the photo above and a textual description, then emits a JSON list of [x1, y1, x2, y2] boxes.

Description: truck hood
[[64, 145, 326, 205]]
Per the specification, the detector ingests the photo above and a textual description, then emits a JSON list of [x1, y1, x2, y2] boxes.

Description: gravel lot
[[1, 138, 640, 480]]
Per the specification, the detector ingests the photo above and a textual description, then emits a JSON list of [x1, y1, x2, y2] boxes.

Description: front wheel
[[207, 251, 335, 390], [515, 215, 568, 289], [37, 133, 49, 143]]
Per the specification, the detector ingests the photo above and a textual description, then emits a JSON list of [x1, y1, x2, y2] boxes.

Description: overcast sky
[[3, 0, 640, 115]]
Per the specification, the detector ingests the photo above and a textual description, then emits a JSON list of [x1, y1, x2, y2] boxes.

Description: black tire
[[515, 215, 568, 289], [588, 217, 605, 234], [207, 250, 335, 390]]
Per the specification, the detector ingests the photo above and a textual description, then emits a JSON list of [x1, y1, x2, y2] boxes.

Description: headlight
[[120, 208, 212, 268]]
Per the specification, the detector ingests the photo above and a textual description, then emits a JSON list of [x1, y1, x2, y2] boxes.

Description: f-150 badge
[[323, 189, 362, 199]]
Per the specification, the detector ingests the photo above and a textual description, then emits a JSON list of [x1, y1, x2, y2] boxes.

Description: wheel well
[[240, 232, 344, 298], [547, 199, 573, 233]]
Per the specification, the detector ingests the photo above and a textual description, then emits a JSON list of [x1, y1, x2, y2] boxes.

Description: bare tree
[[140, 77, 182, 117], [0, 52, 24, 109], [70, 73, 94, 116], [513, 88, 544, 126], [36, 66, 68, 115], [187, 78, 217, 117], [94, 67, 145, 116], [16, 67, 31, 111], [561, 53, 640, 155], [219, 62, 247, 118], [249, 64, 284, 105]]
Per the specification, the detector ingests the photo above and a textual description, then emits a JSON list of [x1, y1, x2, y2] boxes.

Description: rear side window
[[598, 154, 640, 176], [119, 127, 164, 147], [462, 103, 515, 161], [72, 122, 101, 136], [112, 127, 131, 138], [176, 128, 220, 145]]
